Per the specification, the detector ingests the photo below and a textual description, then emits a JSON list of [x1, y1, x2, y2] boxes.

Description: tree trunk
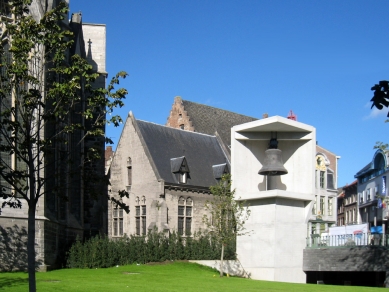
[[220, 243, 224, 277], [27, 201, 37, 292]]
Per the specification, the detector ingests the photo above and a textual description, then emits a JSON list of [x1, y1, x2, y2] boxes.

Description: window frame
[[319, 171, 325, 189], [178, 197, 193, 236], [112, 206, 124, 237], [320, 196, 325, 216]]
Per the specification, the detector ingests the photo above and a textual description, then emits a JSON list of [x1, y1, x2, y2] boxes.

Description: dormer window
[[212, 163, 230, 181], [179, 172, 187, 183], [171, 156, 190, 184]]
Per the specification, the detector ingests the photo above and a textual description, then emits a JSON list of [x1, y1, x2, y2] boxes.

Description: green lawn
[[0, 262, 383, 292]]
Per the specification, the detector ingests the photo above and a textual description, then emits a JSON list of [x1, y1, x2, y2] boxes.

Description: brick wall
[[166, 96, 195, 131]]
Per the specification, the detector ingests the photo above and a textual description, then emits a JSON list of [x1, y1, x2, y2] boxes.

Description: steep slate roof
[[136, 120, 229, 188], [181, 100, 258, 147]]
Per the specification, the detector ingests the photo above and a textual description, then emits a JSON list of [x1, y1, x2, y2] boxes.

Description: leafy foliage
[[373, 141, 389, 150], [370, 82, 389, 150], [202, 174, 250, 277], [0, 1, 128, 291], [371, 81, 389, 116], [66, 229, 235, 269]]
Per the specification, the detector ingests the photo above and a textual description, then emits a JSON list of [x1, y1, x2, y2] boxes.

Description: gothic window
[[135, 197, 140, 235], [142, 204, 146, 235], [178, 197, 193, 236], [135, 196, 146, 236], [113, 206, 123, 236], [127, 157, 132, 186]]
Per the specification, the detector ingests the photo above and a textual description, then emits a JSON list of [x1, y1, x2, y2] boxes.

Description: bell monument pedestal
[[231, 116, 316, 283]]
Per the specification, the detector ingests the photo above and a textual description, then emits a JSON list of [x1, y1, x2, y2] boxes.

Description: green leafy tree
[[370, 81, 389, 150], [0, 1, 128, 291], [202, 174, 251, 277], [371, 81, 389, 116]]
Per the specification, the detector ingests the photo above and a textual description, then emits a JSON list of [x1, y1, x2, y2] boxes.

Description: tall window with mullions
[[141, 205, 146, 235], [178, 197, 193, 236], [112, 206, 123, 236]]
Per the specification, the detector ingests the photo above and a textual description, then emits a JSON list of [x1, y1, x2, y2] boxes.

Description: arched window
[[178, 197, 193, 236]]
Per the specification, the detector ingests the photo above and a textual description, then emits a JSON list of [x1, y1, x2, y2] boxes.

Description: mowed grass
[[0, 261, 383, 292]]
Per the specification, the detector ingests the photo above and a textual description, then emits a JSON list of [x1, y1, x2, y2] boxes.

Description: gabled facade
[[355, 149, 389, 232], [108, 112, 230, 237], [338, 180, 358, 225], [308, 146, 339, 235], [337, 190, 345, 226], [166, 96, 257, 152]]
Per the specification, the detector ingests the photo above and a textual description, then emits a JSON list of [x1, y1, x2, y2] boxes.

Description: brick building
[[337, 180, 358, 225], [166, 96, 257, 152]]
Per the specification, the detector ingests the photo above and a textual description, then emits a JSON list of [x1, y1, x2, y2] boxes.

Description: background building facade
[[0, 1, 107, 270]]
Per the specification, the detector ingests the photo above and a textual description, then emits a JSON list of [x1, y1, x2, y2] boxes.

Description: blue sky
[[70, 1, 389, 188]]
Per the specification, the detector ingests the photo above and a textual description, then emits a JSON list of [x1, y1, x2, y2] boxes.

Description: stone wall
[[304, 247, 389, 287], [303, 247, 389, 271], [108, 113, 162, 237], [165, 187, 212, 234]]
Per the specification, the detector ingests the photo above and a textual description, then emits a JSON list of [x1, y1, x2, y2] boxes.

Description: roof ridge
[[137, 119, 218, 138], [181, 99, 258, 119]]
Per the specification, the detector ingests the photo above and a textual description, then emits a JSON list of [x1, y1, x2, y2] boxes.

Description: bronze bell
[[258, 149, 288, 176]]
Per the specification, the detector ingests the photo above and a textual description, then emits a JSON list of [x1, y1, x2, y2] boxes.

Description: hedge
[[67, 229, 235, 268]]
